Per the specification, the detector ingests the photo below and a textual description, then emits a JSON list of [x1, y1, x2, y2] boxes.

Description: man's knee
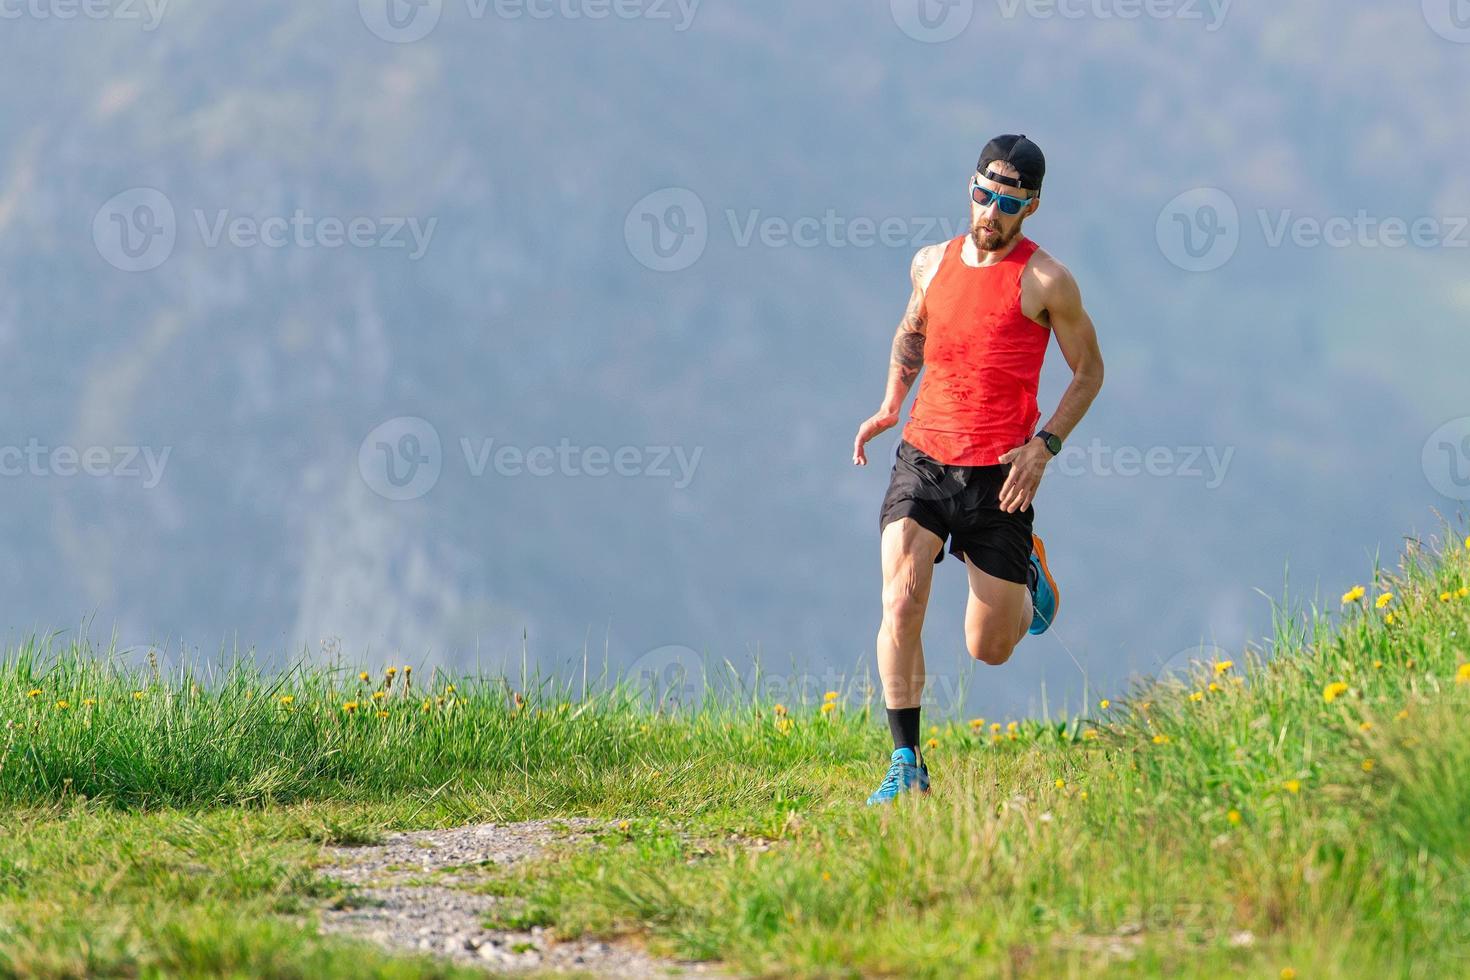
[[882, 576, 928, 639], [967, 631, 1016, 666]]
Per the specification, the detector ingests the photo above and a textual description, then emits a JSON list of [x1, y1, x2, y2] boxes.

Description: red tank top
[[903, 235, 1049, 466]]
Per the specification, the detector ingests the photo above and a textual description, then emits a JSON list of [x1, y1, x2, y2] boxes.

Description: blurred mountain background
[[1, 0, 1467, 715]]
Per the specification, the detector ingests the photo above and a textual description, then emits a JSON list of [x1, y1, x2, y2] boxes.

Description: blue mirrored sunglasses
[[971, 181, 1033, 216]]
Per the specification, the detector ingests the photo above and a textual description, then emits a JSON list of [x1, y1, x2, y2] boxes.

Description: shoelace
[[879, 759, 910, 792]]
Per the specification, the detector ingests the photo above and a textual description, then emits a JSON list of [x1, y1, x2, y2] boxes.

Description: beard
[[971, 218, 1019, 253]]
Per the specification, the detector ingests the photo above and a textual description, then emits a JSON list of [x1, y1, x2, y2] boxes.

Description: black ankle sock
[[887, 706, 922, 754]]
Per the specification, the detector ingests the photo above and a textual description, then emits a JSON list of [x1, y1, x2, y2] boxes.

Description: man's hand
[[853, 410, 900, 466], [997, 437, 1052, 512]]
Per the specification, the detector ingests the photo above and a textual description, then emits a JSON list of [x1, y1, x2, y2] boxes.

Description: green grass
[[3, 532, 1470, 977]]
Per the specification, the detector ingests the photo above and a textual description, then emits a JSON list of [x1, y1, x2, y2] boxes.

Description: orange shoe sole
[[1031, 532, 1060, 626]]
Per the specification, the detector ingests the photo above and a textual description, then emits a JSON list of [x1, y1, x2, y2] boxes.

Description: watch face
[[1043, 433, 1062, 455]]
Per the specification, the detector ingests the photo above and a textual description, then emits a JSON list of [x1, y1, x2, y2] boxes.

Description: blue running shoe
[[865, 747, 930, 805], [1027, 533, 1060, 636]]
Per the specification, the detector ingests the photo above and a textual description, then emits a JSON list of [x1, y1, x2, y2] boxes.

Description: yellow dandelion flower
[[1007, 721, 1018, 733], [1373, 660, 1383, 670], [1341, 585, 1365, 605], [991, 734, 1003, 745], [26, 689, 41, 699], [1054, 778, 1065, 789], [1282, 779, 1301, 794], [929, 725, 939, 736], [1099, 699, 1110, 710], [376, 709, 389, 718], [1214, 660, 1234, 674], [278, 694, 294, 705], [1406, 658, 1416, 669], [1376, 592, 1394, 609], [1361, 758, 1374, 772], [1384, 612, 1397, 626], [132, 690, 145, 700], [1151, 734, 1171, 745], [445, 684, 455, 694], [1395, 709, 1410, 721], [1227, 809, 1242, 825], [819, 701, 836, 714], [1208, 682, 1222, 693], [618, 820, 630, 832], [1459, 587, 1469, 598], [1464, 536, 1470, 551], [358, 671, 370, 682], [55, 700, 69, 710], [1082, 729, 1099, 741], [82, 697, 96, 707], [776, 718, 793, 735], [821, 871, 832, 881], [386, 666, 397, 676], [926, 738, 939, 750], [773, 704, 787, 716], [823, 691, 838, 701], [990, 722, 1002, 733], [342, 701, 359, 713], [1008, 732, 1018, 741], [1441, 592, 1453, 603], [404, 665, 412, 675], [1281, 968, 1297, 980], [1189, 691, 1204, 702], [1080, 791, 1088, 800], [372, 690, 386, 701], [1456, 663, 1470, 685], [969, 718, 985, 729], [1323, 681, 1350, 704], [1359, 721, 1373, 732]]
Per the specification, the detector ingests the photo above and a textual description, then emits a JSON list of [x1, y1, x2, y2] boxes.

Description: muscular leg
[[878, 518, 943, 708], [963, 558, 1033, 667]]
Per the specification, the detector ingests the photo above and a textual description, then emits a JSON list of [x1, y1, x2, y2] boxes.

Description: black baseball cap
[[977, 134, 1045, 193]]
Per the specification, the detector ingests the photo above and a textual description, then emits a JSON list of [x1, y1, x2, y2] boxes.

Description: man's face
[[969, 169, 1039, 252]]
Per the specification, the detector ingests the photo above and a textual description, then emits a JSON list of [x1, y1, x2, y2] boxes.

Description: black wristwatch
[[1035, 430, 1062, 456]]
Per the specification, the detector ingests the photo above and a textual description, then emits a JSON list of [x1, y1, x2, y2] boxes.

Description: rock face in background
[[0, 2, 1466, 713]]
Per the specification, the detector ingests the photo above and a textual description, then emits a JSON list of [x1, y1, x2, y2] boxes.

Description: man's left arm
[[997, 263, 1105, 514]]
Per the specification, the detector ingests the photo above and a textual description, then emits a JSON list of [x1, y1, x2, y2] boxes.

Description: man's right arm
[[853, 244, 939, 466]]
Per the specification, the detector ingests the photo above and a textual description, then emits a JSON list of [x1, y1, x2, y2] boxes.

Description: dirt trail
[[317, 819, 730, 977]]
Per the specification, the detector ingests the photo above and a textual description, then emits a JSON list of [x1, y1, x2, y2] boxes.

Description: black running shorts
[[878, 439, 1033, 585]]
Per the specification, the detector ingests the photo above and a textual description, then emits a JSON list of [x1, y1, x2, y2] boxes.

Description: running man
[[852, 135, 1105, 805]]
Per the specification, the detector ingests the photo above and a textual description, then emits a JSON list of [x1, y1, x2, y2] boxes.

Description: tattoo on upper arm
[[891, 248, 932, 386]]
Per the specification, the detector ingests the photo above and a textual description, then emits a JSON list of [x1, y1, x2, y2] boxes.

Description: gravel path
[[317, 819, 730, 977]]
